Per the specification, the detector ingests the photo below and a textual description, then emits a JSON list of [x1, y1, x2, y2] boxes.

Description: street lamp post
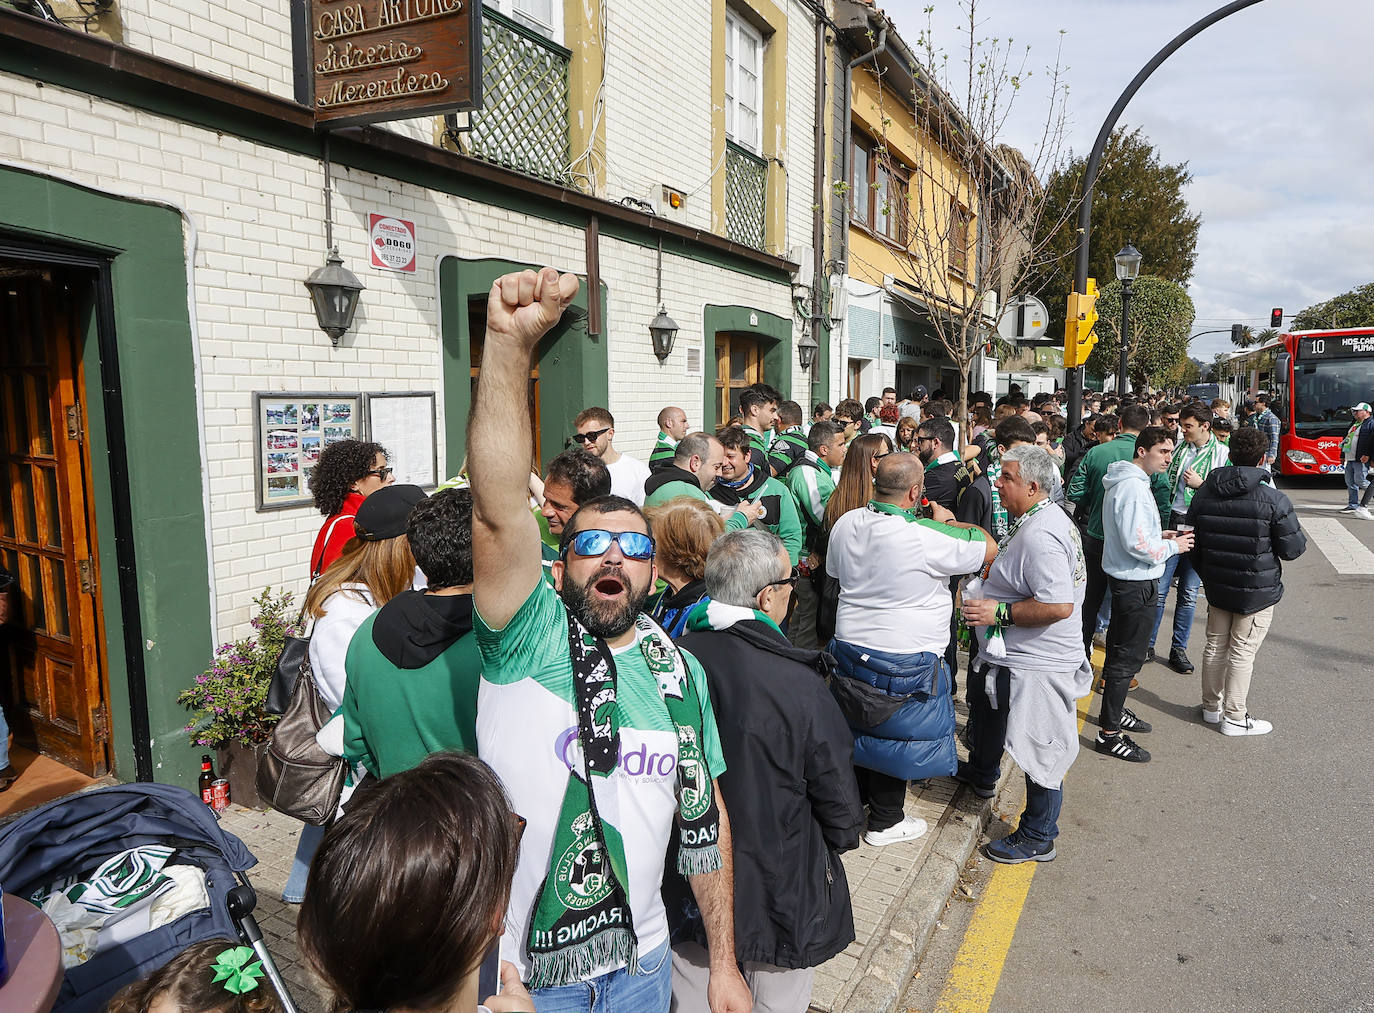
[[1114, 243, 1142, 394], [1064, 0, 1267, 423]]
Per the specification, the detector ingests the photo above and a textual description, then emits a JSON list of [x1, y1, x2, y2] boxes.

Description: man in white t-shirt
[[572, 406, 651, 506], [826, 454, 996, 846]]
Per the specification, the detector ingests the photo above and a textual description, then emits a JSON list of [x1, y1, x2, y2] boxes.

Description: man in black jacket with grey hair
[[666, 528, 863, 1013], [1185, 426, 1306, 737]]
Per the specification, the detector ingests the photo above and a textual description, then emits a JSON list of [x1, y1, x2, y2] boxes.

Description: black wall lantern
[[797, 330, 818, 371], [650, 307, 679, 360], [304, 246, 365, 346], [650, 235, 679, 361]]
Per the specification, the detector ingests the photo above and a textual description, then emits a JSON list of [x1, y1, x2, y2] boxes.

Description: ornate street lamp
[[797, 330, 818, 371], [304, 247, 364, 346], [1114, 243, 1142, 394], [649, 307, 679, 361]]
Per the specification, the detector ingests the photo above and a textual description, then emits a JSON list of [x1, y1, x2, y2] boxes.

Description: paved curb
[[835, 762, 1015, 1013]]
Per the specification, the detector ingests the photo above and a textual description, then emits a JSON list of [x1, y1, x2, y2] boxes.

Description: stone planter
[[217, 740, 268, 810]]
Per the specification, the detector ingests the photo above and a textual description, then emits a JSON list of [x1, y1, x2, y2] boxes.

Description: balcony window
[[725, 11, 763, 153], [462, 6, 573, 185]]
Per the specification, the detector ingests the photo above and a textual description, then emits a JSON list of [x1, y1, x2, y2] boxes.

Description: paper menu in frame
[[366, 393, 437, 488]]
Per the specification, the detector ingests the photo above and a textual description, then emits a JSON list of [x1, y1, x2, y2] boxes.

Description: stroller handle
[[228, 879, 300, 1013]]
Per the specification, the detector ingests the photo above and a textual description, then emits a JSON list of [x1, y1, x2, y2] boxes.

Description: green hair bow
[[211, 946, 264, 995]]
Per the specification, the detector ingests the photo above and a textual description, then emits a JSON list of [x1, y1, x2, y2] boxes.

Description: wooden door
[[0, 268, 109, 776], [714, 334, 763, 427]]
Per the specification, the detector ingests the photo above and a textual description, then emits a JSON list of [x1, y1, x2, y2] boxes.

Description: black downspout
[[810, 13, 828, 407], [94, 264, 155, 782]]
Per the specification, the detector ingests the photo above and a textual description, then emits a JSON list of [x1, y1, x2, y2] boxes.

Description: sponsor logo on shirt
[[554, 726, 678, 779]]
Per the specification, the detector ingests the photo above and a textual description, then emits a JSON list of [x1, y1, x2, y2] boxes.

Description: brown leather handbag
[[256, 655, 346, 826]]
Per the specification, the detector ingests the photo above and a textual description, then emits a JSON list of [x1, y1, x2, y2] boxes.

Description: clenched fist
[[487, 267, 581, 351]]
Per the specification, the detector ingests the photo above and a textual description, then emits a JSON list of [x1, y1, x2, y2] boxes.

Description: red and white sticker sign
[[368, 213, 417, 273]]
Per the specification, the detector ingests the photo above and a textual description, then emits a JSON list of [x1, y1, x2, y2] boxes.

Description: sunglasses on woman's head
[[561, 528, 656, 560]]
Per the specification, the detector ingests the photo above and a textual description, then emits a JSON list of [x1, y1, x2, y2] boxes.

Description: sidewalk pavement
[[220, 653, 1100, 1013]]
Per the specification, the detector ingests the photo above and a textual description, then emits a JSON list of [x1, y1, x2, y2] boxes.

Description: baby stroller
[[0, 782, 297, 1013]]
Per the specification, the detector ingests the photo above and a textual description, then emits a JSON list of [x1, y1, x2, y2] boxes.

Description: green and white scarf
[[985, 446, 1009, 539], [526, 612, 722, 988], [685, 599, 782, 635], [1165, 435, 1223, 510]]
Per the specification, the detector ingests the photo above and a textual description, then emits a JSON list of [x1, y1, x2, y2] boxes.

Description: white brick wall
[[3, 72, 797, 638]]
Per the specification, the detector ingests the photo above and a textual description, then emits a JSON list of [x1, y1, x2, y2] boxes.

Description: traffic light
[[1063, 278, 1099, 368], [1232, 323, 1245, 343], [1271, 307, 1283, 328]]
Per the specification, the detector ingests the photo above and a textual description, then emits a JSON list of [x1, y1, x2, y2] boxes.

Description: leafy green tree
[[1087, 275, 1194, 391], [1292, 282, 1374, 330], [1029, 127, 1201, 330], [1254, 327, 1280, 346]]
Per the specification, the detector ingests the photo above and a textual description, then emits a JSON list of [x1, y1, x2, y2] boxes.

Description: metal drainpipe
[[838, 26, 887, 398], [810, 14, 828, 405]]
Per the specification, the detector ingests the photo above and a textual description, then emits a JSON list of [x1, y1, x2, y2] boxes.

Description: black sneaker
[[954, 760, 997, 799], [1145, 647, 1156, 664], [1169, 649, 1195, 674], [1119, 708, 1153, 734], [1095, 732, 1151, 763]]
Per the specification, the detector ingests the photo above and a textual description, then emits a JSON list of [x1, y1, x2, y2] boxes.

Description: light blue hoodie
[[1101, 459, 1179, 580]]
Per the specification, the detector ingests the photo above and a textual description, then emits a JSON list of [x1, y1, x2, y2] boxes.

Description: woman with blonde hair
[[283, 483, 428, 905], [895, 415, 919, 453], [645, 497, 726, 637]]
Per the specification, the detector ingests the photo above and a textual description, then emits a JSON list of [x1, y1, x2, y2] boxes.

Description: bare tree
[[848, 2, 1076, 437]]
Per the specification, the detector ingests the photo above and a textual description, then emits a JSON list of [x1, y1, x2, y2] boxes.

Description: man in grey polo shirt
[[960, 445, 1092, 864]]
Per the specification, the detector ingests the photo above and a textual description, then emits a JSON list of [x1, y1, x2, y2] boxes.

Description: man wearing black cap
[[901, 385, 928, 425], [339, 486, 484, 777]]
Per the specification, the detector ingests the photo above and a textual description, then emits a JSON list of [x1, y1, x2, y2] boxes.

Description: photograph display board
[[365, 392, 438, 487], [254, 393, 362, 510]]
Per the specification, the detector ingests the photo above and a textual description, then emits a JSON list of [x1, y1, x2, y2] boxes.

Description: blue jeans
[[281, 822, 325, 904], [1019, 774, 1063, 844], [0, 704, 9, 769], [532, 938, 672, 1013], [1345, 461, 1368, 507], [1151, 550, 1201, 652]]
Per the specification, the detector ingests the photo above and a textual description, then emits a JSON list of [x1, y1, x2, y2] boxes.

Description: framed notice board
[[365, 392, 438, 488], [253, 392, 363, 511]]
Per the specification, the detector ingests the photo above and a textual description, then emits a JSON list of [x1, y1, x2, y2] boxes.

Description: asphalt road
[[904, 475, 1374, 1013]]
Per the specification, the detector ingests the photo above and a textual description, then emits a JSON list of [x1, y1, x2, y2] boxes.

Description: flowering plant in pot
[[178, 587, 299, 805]]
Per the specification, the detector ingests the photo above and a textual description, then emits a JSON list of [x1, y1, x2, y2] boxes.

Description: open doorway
[[0, 260, 111, 807]]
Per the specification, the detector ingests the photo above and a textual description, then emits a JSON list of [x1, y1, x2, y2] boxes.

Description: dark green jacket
[[1066, 433, 1170, 539]]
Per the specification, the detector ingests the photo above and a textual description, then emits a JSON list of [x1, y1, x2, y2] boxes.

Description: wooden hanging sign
[[309, 0, 482, 128]]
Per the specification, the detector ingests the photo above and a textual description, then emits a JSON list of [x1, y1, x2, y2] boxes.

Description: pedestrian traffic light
[[1232, 323, 1244, 343], [1063, 278, 1099, 368], [1271, 307, 1283, 328]]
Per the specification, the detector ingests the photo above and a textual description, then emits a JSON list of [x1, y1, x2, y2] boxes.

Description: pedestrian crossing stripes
[[1300, 516, 1374, 575]]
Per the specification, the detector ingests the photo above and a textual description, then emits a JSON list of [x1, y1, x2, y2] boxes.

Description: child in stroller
[[105, 938, 285, 1013]]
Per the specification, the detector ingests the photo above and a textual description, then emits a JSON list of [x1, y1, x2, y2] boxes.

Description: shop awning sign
[[308, 0, 482, 128], [369, 214, 417, 272]]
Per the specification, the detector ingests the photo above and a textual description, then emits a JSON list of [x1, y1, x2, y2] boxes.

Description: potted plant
[[178, 587, 299, 807]]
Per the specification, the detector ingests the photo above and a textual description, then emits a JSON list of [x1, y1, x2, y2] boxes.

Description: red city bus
[[1269, 328, 1374, 476]]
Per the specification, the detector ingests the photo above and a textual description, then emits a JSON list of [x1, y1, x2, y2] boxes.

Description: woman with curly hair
[[644, 497, 726, 637], [308, 439, 392, 578]]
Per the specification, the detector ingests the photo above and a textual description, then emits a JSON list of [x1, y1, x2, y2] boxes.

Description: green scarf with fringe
[[526, 612, 722, 988]]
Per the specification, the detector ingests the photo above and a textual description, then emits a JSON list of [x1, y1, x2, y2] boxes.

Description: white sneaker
[[863, 816, 929, 846], [1201, 707, 1222, 724], [1355, 507, 1374, 520], [1221, 713, 1273, 736]]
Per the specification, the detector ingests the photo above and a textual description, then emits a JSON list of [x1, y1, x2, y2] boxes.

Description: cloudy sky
[[882, 0, 1374, 361]]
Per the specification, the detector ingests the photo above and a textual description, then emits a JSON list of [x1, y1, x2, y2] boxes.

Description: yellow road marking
[[934, 647, 1102, 1012]]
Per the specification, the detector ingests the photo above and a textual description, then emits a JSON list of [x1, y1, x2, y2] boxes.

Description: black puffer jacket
[[663, 620, 863, 969], [1185, 466, 1307, 615]]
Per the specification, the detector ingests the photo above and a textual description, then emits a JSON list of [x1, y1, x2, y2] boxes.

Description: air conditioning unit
[[684, 345, 704, 378], [788, 246, 814, 284]]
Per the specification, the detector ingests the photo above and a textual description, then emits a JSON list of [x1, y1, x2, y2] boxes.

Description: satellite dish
[[996, 295, 1049, 342]]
